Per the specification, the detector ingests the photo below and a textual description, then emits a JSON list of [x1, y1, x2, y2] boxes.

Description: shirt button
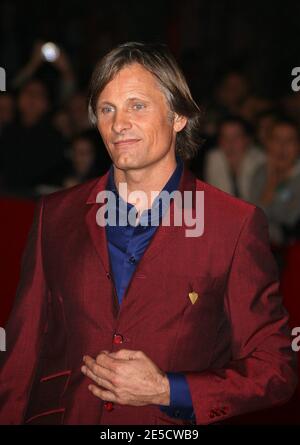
[[128, 255, 136, 264], [106, 272, 111, 280], [113, 333, 124, 344], [104, 401, 114, 411]]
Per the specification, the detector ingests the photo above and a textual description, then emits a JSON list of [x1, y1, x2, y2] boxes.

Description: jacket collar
[[85, 162, 197, 277], [86, 161, 196, 207]]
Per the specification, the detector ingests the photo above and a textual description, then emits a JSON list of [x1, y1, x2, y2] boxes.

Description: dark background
[[1, 0, 300, 102]]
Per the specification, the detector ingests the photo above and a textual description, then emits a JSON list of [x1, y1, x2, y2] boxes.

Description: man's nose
[[112, 110, 132, 133]]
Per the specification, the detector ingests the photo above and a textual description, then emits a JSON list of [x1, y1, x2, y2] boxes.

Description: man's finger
[[83, 355, 118, 382], [82, 361, 116, 385], [81, 365, 115, 391], [108, 349, 139, 360], [88, 384, 117, 402], [96, 352, 118, 368], [83, 355, 108, 378], [83, 355, 96, 369]]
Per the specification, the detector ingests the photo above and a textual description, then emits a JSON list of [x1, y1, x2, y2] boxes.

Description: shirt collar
[[106, 155, 183, 199], [106, 155, 184, 225]]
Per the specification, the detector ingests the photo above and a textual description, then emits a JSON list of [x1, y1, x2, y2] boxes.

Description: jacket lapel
[[135, 164, 197, 266], [84, 164, 197, 276], [85, 171, 111, 275]]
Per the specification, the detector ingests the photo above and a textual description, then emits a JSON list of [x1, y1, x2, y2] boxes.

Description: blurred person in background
[[282, 91, 300, 128], [214, 70, 250, 116], [0, 78, 66, 192], [52, 108, 74, 141], [204, 115, 265, 200], [12, 41, 76, 106], [66, 91, 93, 135], [52, 91, 93, 142], [62, 133, 98, 188], [38, 132, 98, 189], [239, 96, 274, 125], [37, 131, 111, 193], [255, 109, 281, 148], [249, 117, 300, 247], [203, 70, 250, 138]]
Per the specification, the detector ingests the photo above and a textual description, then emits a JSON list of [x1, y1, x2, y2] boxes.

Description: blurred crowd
[[191, 70, 300, 253], [0, 42, 300, 255], [0, 42, 111, 197]]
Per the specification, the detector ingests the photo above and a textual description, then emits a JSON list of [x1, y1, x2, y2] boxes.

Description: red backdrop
[[0, 197, 36, 326]]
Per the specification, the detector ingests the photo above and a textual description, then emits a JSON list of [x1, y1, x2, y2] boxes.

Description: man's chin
[[113, 155, 141, 171]]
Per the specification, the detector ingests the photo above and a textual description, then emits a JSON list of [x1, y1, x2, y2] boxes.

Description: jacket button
[[104, 401, 114, 411], [113, 333, 124, 344]]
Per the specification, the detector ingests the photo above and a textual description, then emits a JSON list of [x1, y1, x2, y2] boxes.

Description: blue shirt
[[105, 158, 195, 421]]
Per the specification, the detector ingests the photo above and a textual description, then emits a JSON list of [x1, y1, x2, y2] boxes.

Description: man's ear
[[173, 113, 188, 133]]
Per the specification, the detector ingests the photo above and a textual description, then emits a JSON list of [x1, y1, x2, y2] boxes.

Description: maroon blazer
[[0, 165, 297, 425]]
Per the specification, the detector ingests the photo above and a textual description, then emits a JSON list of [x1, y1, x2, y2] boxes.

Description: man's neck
[[113, 153, 177, 211]]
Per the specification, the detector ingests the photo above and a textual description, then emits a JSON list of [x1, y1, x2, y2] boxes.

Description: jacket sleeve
[[0, 197, 48, 424], [185, 206, 298, 425]]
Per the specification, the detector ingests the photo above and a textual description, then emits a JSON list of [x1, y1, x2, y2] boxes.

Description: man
[[0, 42, 297, 425]]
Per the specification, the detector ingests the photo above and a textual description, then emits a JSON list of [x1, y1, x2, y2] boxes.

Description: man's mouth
[[113, 139, 141, 148]]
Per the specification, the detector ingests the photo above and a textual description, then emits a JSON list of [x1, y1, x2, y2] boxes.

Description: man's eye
[[133, 103, 145, 110], [101, 106, 113, 114]]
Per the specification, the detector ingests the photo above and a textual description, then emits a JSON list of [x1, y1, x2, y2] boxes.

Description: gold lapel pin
[[188, 291, 199, 305]]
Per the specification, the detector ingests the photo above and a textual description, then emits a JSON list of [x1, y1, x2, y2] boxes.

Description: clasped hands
[[81, 349, 170, 407]]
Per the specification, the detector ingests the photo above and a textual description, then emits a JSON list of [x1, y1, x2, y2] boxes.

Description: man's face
[[257, 115, 276, 146], [217, 73, 248, 109], [219, 122, 250, 158], [68, 93, 89, 126], [18, 80, 49, 122], [96, 63, 186, 171], [71, 138, 95, 175], [267, 124, 300, 171]]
